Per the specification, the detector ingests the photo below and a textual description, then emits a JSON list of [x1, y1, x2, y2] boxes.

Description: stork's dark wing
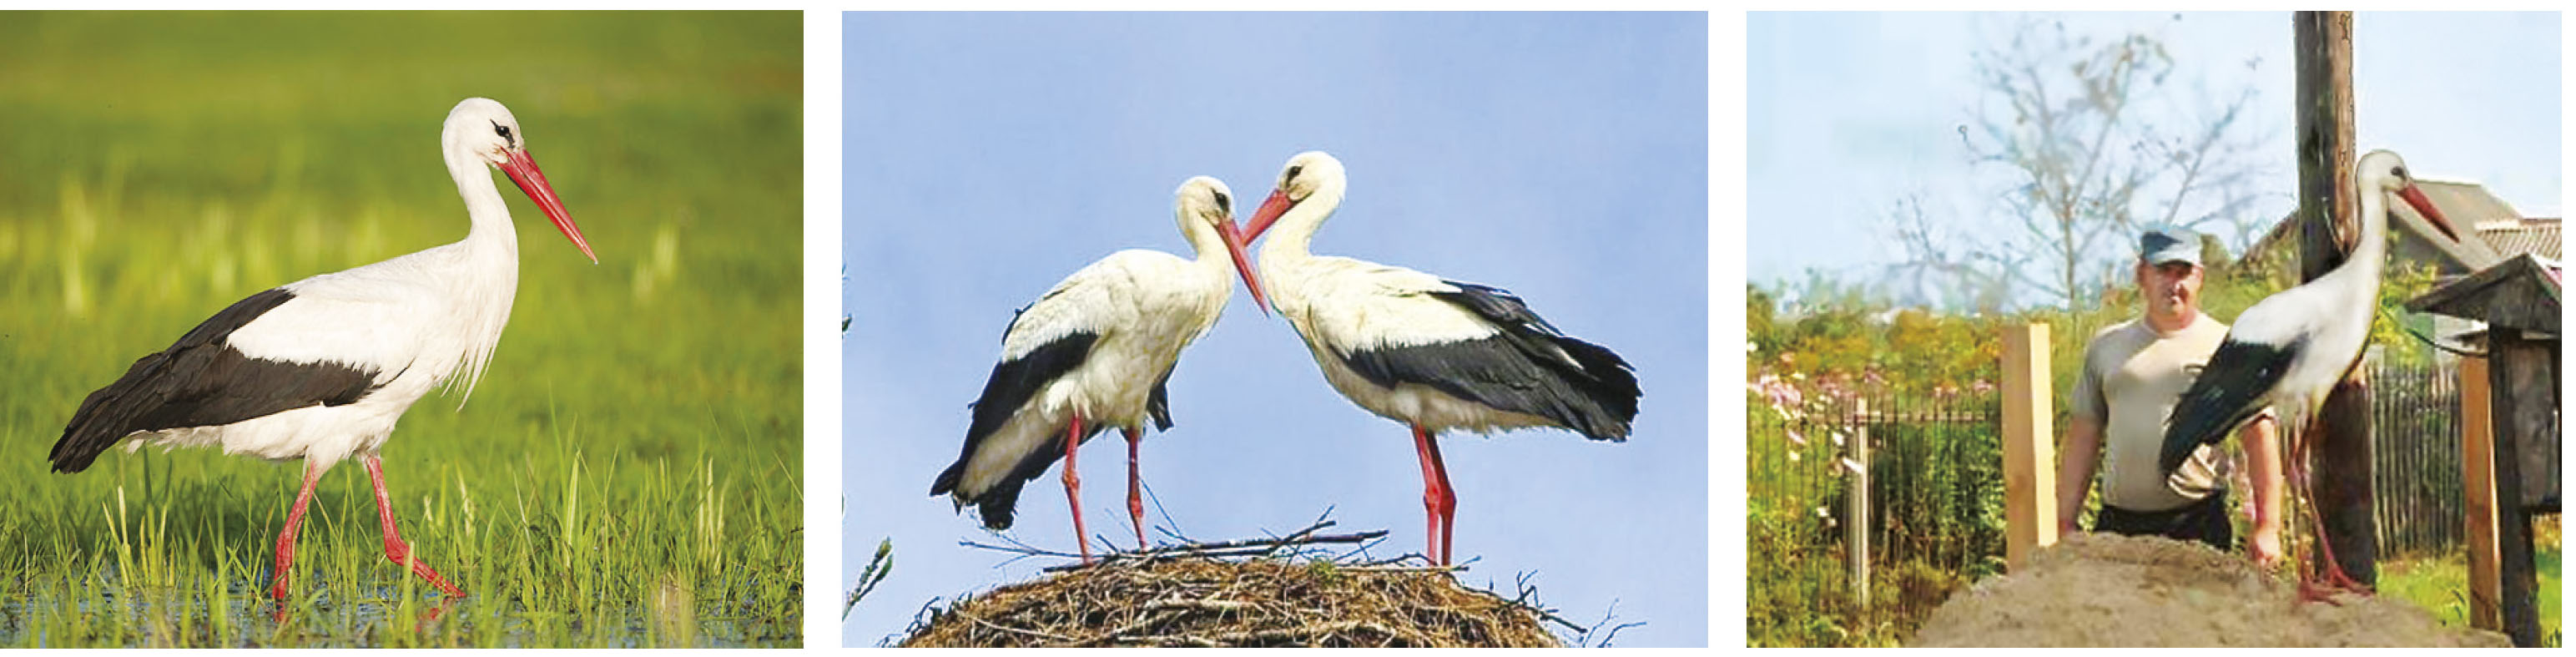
[[53, 288, 382, 473], [1337, 281, 1641, 442], [2159, 336, 2302, 474], [930, 331, 1101, 529]]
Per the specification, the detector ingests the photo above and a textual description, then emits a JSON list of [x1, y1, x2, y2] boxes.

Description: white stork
[[1241, 151, 1641, 565], [2159, 149, 2458, 599], [52, 98, 595, 600], [930, 176, 1266, 563]]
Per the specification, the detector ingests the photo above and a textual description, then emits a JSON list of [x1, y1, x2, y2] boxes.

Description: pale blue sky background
[[843, 13, 1707, 646], [1750, 12, 2562, 296]]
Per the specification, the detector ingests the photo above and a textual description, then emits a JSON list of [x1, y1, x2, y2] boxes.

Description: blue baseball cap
[[2139, 225, 2200, 266]]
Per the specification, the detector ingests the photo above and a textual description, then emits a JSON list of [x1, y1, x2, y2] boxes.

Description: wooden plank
[[2462, 356, 2500, 632], [1848, 397, 1872, 609], [2001, 323, 2054, 572]]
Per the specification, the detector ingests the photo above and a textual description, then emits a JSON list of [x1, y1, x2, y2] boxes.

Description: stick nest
[[898, 520, 1570, 648], [1913, 533, 2509, 647]]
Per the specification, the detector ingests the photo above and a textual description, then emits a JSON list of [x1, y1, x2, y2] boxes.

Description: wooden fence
[[2370, 357, 2467, 558]]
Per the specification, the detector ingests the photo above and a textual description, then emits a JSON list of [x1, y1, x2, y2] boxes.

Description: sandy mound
[[1913, 533, 2508, 647], [899, 558, 1563, 647]]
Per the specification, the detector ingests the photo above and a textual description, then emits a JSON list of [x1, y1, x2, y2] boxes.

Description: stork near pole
[[2291, 10, 2377, 588]]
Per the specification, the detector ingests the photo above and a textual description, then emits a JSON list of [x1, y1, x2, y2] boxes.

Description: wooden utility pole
[[2292, 10, 2377, 587]]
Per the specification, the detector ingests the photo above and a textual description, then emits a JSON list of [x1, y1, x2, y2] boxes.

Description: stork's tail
[[51, 353, 169, 473], [1548, 335, 1641, 442]]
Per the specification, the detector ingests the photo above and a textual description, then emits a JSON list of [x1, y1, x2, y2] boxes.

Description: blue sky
[[843, 13, 1708, 647], [1748, 12, 2562, 295]]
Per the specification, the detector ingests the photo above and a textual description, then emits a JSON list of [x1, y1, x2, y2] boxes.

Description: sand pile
[[1913, 533, 2507, 647], [899, 557, 1563, 647]]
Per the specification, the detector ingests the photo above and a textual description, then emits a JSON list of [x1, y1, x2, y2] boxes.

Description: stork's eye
[[491, 121, 515, 145], [1213, 190, 1232, 215], [2391, 166, 2406, 179], [1284, 164, 1305, 184]]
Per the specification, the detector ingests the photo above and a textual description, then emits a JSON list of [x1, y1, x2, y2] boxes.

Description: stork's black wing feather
[[52, 288, 381, 473], [1337, 281, 1641, 442], [2159, 336, 2303, 475], [930, 331, 1103, 530]]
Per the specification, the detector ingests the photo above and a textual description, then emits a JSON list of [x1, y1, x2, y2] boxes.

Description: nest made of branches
[[900, 557, 1563, 647], [896, 521, 1579, 647]]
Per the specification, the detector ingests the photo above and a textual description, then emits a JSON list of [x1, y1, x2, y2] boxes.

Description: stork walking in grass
[[51, 98, 595, 600], [930, 176, 1267, 563], [2159, 149, 2459, 601], [1241, 151, 1640, 565]]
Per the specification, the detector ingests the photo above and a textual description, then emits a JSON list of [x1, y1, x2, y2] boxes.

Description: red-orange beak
[[2396, 184, 2457, 242], [1220, 215, 1269, 315], [498, 149, 596, 264], [1245, 189, 1296, 243]]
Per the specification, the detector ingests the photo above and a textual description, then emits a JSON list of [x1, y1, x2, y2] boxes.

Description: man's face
[[2137, 260, 2203, 317]]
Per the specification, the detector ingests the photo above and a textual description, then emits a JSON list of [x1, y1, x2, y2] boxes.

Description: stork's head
[[445, 98, 596, 263], [2359, 149, 2458, 242], [1175, 176, 1268, 314], [1246, 151, 1346, 241]]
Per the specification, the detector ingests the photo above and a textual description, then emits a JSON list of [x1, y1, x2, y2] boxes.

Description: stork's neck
[[2319, 183, 2392, 299], [1258, 181, 1343, 267], [446, 147, 521, 258], [1181, 218, 1235, 281]]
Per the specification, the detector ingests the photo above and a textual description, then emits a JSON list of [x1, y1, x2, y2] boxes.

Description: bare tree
[[1893, 16, 2276, 311]]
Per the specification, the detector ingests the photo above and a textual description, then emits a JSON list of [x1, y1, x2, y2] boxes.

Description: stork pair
[[931, 152, 1641, 565]]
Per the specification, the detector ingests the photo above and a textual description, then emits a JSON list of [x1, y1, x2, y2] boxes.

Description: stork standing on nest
[[2159, 149, 2459, 600], [1240, 151, 1641, 565], [52, 98, 597, 600], [930, 176, 1267, 564]]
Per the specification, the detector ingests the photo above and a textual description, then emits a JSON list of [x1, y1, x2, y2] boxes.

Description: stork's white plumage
[[1243, 152, 1640, 565], [930, 176, 1265, 563], [52, 98, 594, 600], [2159, 149, 2458, 598]]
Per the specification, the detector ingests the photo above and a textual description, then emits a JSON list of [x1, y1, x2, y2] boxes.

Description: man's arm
[[2056, 416, 2104, 534], [2241, 412, 2284, 567]]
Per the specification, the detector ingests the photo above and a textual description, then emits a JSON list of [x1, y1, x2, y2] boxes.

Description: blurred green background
[[0, 12, 802, 647]]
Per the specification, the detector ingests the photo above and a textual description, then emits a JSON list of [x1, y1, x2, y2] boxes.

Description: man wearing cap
[[2056, 226, 2284, 568]]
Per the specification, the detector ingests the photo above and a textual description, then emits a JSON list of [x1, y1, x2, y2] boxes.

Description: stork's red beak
[[1220, 215, 1269, 315], [1245, 189, 1296, 243], [498, 149, 597, 264], [2396, 184, 2457, 242]]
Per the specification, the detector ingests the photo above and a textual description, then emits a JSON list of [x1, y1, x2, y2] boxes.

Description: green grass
[[0, 12, 802, 647], [2379, 522, 2562, 647]]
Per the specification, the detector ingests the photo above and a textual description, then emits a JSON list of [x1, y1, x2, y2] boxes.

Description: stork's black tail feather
[[1427, 281, 1641, 442]]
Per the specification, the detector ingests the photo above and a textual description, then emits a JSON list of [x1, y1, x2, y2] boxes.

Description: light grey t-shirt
[[2070, 313, 2230, 512]]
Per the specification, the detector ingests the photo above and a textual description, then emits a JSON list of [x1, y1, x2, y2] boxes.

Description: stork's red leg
[[1124, 427, 1148, 550], [365, 455, 464, 597], [1062, 413, 1093, 564], [1410, 424, 1456, 565], [270, 460, 326, 600], [1425, 427, 1457, 566]]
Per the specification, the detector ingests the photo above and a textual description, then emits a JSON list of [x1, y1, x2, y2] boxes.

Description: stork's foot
[[2293, 564, 2373, 604], [2319, 564, 2373, 597]]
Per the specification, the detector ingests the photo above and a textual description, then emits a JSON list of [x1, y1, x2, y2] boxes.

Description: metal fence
[[1747, 385, 2004, 643]]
